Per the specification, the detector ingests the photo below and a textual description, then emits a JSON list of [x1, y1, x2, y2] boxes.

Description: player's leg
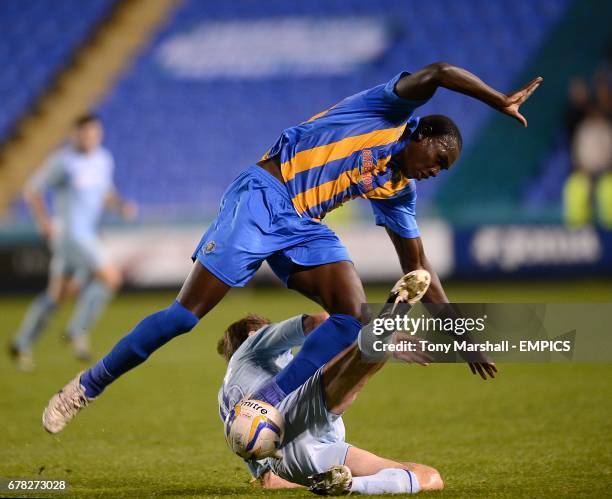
[[274, 389, 434, 495], [253, 261, 367, 405], [320, 270, 431, 414], [254, 263, 429, 407], [62, 239, 120, 359], [79, 261, 228, 397], [42, 261, 229, 433], [313, 273, 439, 495], [275, 370, 440, 494], [64, 263, 121, 360], [344, 446, 443, 492], [42, 168, 283, 432], [309, 446, 442, 495], [10, 260, 72, 369]]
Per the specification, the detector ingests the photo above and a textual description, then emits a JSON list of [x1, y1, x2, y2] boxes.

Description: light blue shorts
[[270, 369, 351, 486], [192, 166, 351, 287], [50, 236, 107, 278]]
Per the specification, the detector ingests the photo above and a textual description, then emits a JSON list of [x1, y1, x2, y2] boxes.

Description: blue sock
[[80, 301, 199, 398], [254, 314, 361, 405], [81, 359, 115, 398]]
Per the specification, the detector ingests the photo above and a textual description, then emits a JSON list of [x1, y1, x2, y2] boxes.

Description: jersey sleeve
[[27, 151, 67, 192], [260, 71, 428, 163], [369, 185, 420, 239], [245, 315, 306, 358], [351, 71, 430, 125]]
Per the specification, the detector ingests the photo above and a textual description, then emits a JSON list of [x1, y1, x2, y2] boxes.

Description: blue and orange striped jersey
[[259, 72, 429, 239]]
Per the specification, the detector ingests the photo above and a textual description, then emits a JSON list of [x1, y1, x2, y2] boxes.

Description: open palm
[[501, 76, 543, 127]]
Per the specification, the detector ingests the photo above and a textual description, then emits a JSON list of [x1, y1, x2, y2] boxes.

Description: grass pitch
[[1, 281, 611, 498]]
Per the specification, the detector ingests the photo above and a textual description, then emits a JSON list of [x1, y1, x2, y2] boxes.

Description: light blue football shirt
[[28, 145, 115, 241], [218, 315, 308, 478], [218, 315, 350, 480], [218, 315, 306, 424]]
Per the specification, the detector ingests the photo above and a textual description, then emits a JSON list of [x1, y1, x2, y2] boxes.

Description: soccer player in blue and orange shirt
[[42, 62, 542, 432]]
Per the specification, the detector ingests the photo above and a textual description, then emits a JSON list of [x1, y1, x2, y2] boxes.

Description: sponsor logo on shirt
[[360, 149, 376, 193]]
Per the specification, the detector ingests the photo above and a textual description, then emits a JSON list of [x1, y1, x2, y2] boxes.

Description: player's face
[[74, 121, 103, 152], [400, 138, 459, 181]]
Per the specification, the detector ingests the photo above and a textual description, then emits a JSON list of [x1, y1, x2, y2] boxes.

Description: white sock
[[351, 468, 420, 495]]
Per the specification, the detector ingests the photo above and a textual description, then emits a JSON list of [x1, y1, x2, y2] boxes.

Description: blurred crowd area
[[0, 0, 611, 287], [0, 0, 583, 227], [564, 53, 612, 229], [0, 1, 611, 234]]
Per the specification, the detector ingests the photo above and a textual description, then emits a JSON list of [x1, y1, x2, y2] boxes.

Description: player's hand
[[391, 333, 432, 366], [468, 361, 497, 380], [500, 76, 543, 127]]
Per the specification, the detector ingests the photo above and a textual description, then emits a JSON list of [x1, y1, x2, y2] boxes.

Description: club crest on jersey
[[204, 241, 216, 254], [359, 149, 376, 193]]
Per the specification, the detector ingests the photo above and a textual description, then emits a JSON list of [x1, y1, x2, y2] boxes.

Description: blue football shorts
[[192, 166, 352, 287]]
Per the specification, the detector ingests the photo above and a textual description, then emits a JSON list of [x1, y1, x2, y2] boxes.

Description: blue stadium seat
[[0, 0, 116, 140], [5, 0, 570, 222], [96, 0, 570, 218]]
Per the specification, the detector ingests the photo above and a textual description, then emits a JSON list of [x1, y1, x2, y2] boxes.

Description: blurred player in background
[[218, 271, 441, 495], [9, 114, 136, 371]]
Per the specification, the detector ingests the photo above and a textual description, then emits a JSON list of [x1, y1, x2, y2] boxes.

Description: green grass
[[1, 281, 611, 498]]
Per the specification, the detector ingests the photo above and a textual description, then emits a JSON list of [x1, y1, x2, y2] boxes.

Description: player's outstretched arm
[[384, 228, 497, 380], [395, 62, 543, 127]]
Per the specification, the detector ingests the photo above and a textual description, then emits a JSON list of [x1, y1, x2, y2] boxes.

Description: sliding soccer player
[[10, 114, 135, 370], [218, 271, 441, 495], [43, 62, 540, 432]]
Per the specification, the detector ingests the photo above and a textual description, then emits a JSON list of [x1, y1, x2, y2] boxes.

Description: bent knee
[[163, 301, 200, 334], [96, 266, 122, 290], [329, 301, 370, 324], [418, 467, 444, 491]]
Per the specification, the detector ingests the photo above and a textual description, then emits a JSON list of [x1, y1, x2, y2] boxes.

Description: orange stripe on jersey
[[291, 167, 362, 214], [281, 125, 406, 182], [374, 154, 392, 173], [367, 176, 412, 199]]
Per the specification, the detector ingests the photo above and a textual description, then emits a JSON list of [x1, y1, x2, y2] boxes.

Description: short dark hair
[[414, 114, 462, 152], [74, 113, 100, 128], [217, 313, 271, 362]]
